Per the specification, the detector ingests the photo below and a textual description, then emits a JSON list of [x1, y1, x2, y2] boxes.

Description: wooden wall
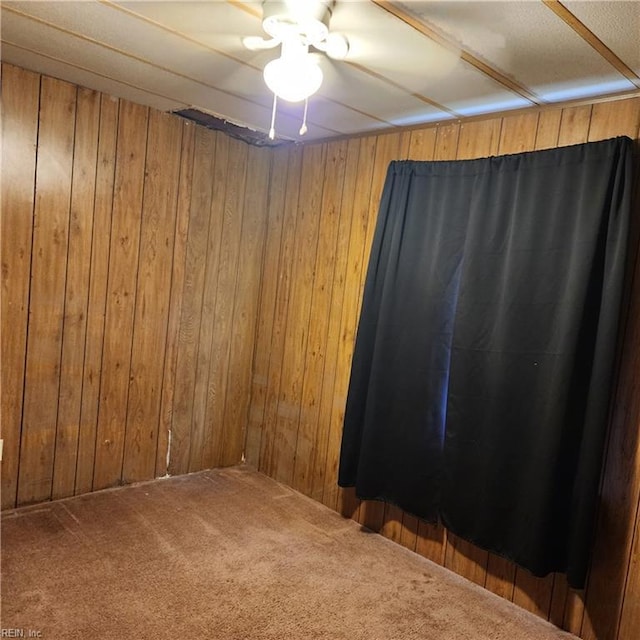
[[246, 98, 640, 640], [1, 63, 270, 508], [4, 60, 640, 640]]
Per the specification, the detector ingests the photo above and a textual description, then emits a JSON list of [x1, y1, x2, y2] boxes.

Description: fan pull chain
[[269, 93, 277, 140], [299, 97, 309, 136]]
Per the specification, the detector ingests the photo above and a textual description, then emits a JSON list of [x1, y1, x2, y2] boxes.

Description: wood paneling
[[18, 75, 76, 505], [1, 63, 270, 504], [250, 97, 640, 640], [1, 64, 40, 509], [3, 60, 640, 640]]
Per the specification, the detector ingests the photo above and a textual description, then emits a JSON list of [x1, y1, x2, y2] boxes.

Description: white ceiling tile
[[564, 0, 640, 75], [395, 0, 635, 100]]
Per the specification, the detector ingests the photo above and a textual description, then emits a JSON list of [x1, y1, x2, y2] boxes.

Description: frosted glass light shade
[[263, 55, 323, 102]]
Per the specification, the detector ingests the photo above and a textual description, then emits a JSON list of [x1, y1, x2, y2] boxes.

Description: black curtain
[[338, 136, 633, 588]]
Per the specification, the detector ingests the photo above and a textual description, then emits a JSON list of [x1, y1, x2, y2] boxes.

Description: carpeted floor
[[1, 466, 577, 640]]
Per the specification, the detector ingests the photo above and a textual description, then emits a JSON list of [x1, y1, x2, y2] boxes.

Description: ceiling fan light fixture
[[263, 39, 323, 103]]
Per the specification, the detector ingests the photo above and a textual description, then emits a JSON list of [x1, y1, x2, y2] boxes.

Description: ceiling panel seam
[[371, 0, 543, 105], [541, 0, 640, 90]]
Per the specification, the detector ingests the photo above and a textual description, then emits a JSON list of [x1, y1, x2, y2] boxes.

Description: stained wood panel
[[188, 131, 227, 473], [203, 137, 249, 470], [310, 137, 360, 504], [259, 146, 303, 478], [122, 110, 182, 484], [156, 122, 195, 478], [2, 63, 268, 507], [52, 87, 100, 500], [245, 147, 291, 468], [75, 94, 119, 496], [170, 127, 216, 476], [0, 64, 40, 509], [92, 100, 148, 491], [292, 140, 348, 496], [324, 135, 377, 512], [4, 60, 640, 640], [220, 145, 271, 467], [249, 97, 640, 640], [18, 75, 76, 505]]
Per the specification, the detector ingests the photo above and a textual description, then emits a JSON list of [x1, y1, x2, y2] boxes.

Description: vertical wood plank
[[293, 140, 348, 496], [122, 111, 182, 483], [549, 574, 569, 629], [512, 568, 554, 619], [415, 519, 447, 565], [156, 121, 195, 477], [588, 97, 640, 142], [498, 113, 539, 153], [0, 64, 40, 509], [190, 132, 227, 472], [381, 503, 404, 544], [259, 146, 303, 477], [322, 136, 376, 510], [406, 127, 437, 160], [272, 144, 326, 485], [457, 118, 502, 160], [557, 105, 592, 146], [221, 145, 271, 467], [399, 513, 419, 552], [18, 76, 76, 505], [311, 137, 360, 503], [168, 127, 215, 476], [534, 110, 562, 149], [75, 94, 119, 496], [245, 147, 290, 468], [204, 137, 249, 469], [92, 100, 148, 491], [52, 87, 100, 499], [485, 553, 516, 600]]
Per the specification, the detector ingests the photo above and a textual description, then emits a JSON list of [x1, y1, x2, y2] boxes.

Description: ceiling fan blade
[[242, 35, 281, 51]]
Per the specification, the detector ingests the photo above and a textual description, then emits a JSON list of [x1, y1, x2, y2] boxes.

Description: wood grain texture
[[75, 94, 119, 496], [92, 100, 148, 491], [52, 87, 100, 500], [122, 110, 182, 484], [323, 135, 377, 510], [249, 99, 640, 640], [18, 75, 76, 505], [292, 140, 348, 496], [220, 145, 270, 467], [5, 61, 640, 640], [204, 138, 249, 470], [191, 131, 227, 473], [272, 144, 326, 486], [156, 121, 195, 478], [169, 127, 216, 476], [4, 63, 267, 505], [1, 64, 40, 509], [245, 148, 290, 468], [259, 147, 303, 478], [310, 138, 360, 503]]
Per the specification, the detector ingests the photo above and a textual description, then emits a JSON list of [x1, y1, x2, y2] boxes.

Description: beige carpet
[[1, 466, 577, 640]]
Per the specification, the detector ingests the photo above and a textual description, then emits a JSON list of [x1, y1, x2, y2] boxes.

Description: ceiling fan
[[242, 0, 349, 138]]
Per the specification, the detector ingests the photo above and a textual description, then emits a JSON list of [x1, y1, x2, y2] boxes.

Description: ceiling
[[2, 1, 640, 144]]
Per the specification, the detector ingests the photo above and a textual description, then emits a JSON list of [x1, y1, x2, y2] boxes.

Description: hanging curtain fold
[[338, 136, 633, 588]]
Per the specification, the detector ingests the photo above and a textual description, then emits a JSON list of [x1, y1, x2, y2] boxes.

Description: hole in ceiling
[[172, 108, 293, 147]]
